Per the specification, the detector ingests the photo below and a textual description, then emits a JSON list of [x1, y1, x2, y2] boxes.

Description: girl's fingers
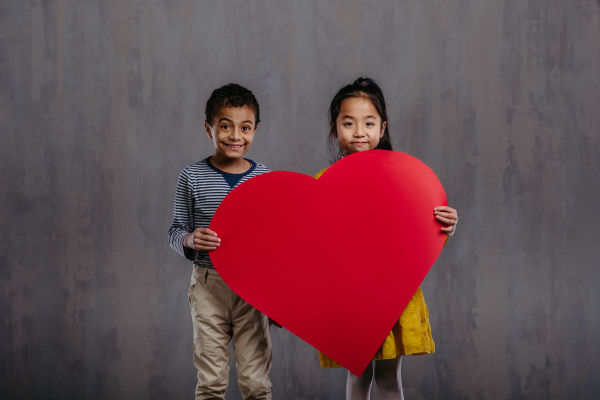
[[434, 211, 455, 219], [434, 206, 456, 213], [436, 215, 455, 225]]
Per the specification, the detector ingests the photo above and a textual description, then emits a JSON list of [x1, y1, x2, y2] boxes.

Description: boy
[[168, 84, 273, 399]]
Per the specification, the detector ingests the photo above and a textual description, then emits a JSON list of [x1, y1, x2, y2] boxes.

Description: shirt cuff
[[446, 219, 458, 236]]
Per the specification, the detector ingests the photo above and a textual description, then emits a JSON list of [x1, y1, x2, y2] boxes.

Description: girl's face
[[332, 97, 387, 156]]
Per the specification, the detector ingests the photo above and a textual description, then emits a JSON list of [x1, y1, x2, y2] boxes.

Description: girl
[[316, 78, 458, 400]]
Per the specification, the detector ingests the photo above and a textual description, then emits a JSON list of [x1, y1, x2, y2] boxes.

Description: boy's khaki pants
[[189, 266, 273, 400]]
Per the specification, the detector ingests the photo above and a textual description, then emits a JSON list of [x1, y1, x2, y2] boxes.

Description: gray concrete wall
[[1, 0, 599, 398]]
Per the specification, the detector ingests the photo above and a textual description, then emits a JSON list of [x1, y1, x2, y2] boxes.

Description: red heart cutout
[[210, 150, 447, 376]]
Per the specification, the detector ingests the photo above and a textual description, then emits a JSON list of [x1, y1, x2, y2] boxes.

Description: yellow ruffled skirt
[[319, 287, 435, 368]]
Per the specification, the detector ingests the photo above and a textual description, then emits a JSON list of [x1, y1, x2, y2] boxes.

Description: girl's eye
[[344, 122, 353, 127], [366, 122, 374, 127]]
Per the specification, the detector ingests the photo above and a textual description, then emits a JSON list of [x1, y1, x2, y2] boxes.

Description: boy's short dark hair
[[205, 83, 260, 126]]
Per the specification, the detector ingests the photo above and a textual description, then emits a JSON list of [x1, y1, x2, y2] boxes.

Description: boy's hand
[[434, 206, 458, 233], [269, 318, 282, 328], [184, 228, 221, 251]]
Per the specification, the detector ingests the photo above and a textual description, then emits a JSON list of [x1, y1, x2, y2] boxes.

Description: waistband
[[192, 264, 222, 283]]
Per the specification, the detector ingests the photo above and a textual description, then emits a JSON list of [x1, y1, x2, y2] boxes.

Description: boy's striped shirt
[[168, 157, 271, 269]]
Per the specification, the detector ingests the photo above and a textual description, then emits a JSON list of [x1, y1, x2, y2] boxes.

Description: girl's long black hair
[[327, 77, 393, 162]]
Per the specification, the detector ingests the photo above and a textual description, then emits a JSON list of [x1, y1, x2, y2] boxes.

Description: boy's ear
[[329, 121, 337, 138], [204, 121, 213, 138], [380, 121, 387, 138]]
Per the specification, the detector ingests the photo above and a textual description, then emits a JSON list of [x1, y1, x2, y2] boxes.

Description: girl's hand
[[184, 228, 221, 251], [434, 206, 458, 233]]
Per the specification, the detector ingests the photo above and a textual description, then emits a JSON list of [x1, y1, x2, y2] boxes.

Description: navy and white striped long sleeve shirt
[[168, 157, 271, 268]]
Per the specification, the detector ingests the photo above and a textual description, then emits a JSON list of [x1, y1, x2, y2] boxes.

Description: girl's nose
[[354, 129, 366, 137]]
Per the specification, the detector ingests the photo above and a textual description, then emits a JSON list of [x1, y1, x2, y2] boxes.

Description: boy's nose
[[229, 129, 242, 140]]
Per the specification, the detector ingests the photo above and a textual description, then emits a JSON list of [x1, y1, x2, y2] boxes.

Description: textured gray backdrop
[[1, 0, 599, 399]]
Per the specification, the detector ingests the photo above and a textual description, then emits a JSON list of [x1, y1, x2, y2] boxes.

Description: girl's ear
[[330, 121, 337, 138], [204, 121, 213, 138], [380, 121, 387, 138]]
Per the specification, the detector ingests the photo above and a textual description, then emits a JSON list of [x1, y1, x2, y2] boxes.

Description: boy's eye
[[242, 126, 251, 131], [221, 124, 230, 129]]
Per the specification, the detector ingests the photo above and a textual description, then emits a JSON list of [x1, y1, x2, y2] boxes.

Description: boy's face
[[205, 106, 257, 160]]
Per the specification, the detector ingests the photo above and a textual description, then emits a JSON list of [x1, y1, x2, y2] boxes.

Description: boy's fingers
[[198, 234, 221, 243], [195, 229, 221, 242], [194, 238, 221, 247], [197, 245, 218, 251], [199, 227, 218, 237], [193, 238, 219, 250]]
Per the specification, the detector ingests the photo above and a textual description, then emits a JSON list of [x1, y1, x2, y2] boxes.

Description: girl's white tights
[[346, 356, 404, 400]]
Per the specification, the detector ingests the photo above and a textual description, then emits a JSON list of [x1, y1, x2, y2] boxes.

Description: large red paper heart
[[210, 150, 447, 376]]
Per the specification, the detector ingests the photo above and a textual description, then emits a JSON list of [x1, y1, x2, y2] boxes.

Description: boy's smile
[[205, 106, 257, 173]]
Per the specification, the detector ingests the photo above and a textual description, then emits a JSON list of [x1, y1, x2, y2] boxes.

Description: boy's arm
[[168, 169, 198, 262]]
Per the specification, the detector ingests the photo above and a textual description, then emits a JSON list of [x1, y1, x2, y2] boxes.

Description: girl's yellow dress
[[314, 167, 443, 368]]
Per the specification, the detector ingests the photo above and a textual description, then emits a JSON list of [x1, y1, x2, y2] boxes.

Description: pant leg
[[231, 295, 273, 400], [189, 266, 234, 400]]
